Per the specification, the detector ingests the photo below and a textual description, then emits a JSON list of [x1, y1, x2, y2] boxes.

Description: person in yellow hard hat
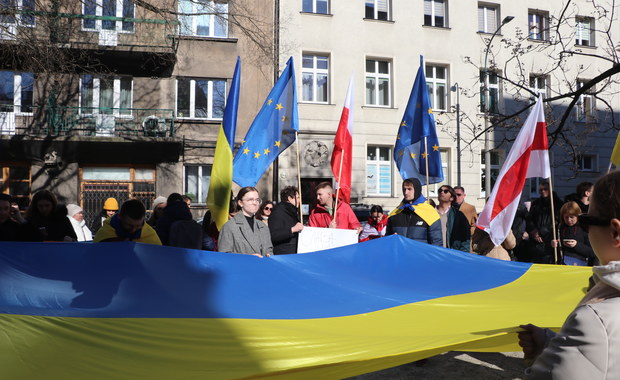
[[90, 197, 119, 234]]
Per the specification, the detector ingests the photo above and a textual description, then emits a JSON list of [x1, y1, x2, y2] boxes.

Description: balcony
[[0, 106, 176, 138]]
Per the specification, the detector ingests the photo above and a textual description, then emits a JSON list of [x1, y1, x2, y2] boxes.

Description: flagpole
[[424, 136, 430, 200], [548, 176, 559, 264], [295, 131, 303, 223], [608, 162, 613, 174], [333, 148, 345, 227]]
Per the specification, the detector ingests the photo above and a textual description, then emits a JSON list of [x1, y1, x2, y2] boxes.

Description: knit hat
[[103, 197, 119, 211], [66, 204, 83, 217], [152, 196, 167, 210]]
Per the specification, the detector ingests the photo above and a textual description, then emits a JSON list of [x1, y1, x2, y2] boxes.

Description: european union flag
[[233, 57, 299, 187], [394, 56, 444, 185]]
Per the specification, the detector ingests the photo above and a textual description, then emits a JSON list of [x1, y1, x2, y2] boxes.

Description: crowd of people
[[0, 177, 598, 268]]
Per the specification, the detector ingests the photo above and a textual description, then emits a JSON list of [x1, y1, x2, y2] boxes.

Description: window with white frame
[[576, 154, 597, 172], [529, 75, 549, 98], [429, 148, 450, 197], [576, 17, 594, 47], [366, 146, 392, 196], [0, 71, 33, 113], [481, 150, 500, 197], [528, 177, 543, 199], [302, 0, 329, 14], [480, 70, 500, 113], [424, 0, 447, 27], [425, 64, 448, 111], [528, 10, 549, 41], [176, 78, 226, 119], [185, 165, 211, 204], [0, 0, 35, 28], [575, 79, 595, 122], [178, 0, 228, 38], [365, 0, 390, 21], [477, 3, 498, 33], [80, 75, 133, 116], [302, 54, 329, 103], [365, 59, 391, 107], [83, 0, 135, 32]]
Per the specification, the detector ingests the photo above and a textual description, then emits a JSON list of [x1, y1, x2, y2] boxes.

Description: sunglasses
[[264, 206, 273, 211], [578, 214, 612, 233], [439, 189, 451, 194]]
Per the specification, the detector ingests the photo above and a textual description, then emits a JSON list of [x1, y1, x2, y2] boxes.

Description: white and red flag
[[477, 95, 550, 246], [331, 76, 354, 203]]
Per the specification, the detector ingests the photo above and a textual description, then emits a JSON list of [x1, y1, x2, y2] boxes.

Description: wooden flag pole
[[333, 148, 345, 227], [295, 132, 303, 223], [548, 176, 559, 264], [424, 136, 430, 200]]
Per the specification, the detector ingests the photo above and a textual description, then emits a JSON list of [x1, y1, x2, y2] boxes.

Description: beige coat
[[471, 228, 515, 261], [526, 262, 620, 379]]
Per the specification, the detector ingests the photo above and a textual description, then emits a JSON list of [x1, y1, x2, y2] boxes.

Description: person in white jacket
[[67, 204, 93, 242], [518, 171, 620, 379]]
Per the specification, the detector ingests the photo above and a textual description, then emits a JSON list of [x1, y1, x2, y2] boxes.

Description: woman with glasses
[[256, 200, 274, 225], [519, 171, 620, 379], [218, 187, 273, 257]]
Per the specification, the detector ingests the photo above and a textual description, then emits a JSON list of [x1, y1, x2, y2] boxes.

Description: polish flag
[[331, 76, 354, 203], [477, 95, 550, 246]]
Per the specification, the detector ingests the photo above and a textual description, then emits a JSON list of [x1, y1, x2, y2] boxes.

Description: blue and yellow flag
[[207, 57, 240, 230], [0, 237, 590, 378], [394, 56, 444, 184], [233, 57, 299, 187]]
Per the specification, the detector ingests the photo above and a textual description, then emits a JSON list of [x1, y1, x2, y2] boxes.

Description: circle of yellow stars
[[241, 97, 289, 159]]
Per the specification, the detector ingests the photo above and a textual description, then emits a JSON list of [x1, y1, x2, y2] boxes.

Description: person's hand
[[329, 219, 337, 228], [550, 239, 559, 248], [562, 239, 577, 248], [518, 324, 546, 360], [356, 226, 363, 234], [10, 204, 25, 223], [291, 223, 304, 233], [522, 231, 529, 240], [532, 231, 543, 243], [252, 253, 263, 258]]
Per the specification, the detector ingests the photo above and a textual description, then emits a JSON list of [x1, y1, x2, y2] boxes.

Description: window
[[0, 71, 33, 113], [480, 70, 500, 113], [424, 0, 447, 27], [80, 75, 133, 116], [528, 10, 549, 40], [83, 0, 135, 32], [365, 59, 391, 107], [576, 17, 594, 46], [429, 149, 450, 197], [576, 154, 597, 172], [302, 0, 329, 14], [575, 79, 595, 122], [481, 150, 500, 197], [426, 64, 448, 111], [0, 0, 35, 27], [478, 3, 498, 33], [302, 54, 329, 103], [366, 146, 392, 196], [0, 164, 31, 209], [529, 75, 549, 98], [365, 0, 390, 21], [179, 0, 228, 38], [185, 165, 211, 204], [176, 78, 226, 119]]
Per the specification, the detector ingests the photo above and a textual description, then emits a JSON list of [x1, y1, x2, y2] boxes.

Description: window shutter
[[478, 7, 485, 31], [487, 7, 497, 32], [424, 0, 432, 15], [434, 0, 444, 17], [377, 0, 388, 13]]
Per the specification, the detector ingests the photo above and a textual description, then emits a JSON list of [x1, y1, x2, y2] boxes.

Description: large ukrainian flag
[[207, 57, 240, 230], [0, 236, 589, 378]]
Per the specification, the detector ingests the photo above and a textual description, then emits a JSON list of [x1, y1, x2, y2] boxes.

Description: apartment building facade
[[277, 0, 620, 211], [0, 0, 274, 221]]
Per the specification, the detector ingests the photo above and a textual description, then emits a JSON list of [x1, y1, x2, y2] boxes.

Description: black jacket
[[269, 201, 300, 255], [559, 224, 595, 262]]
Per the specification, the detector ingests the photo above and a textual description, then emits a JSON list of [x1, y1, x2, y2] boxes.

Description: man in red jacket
[[308, 182, 361, 232]]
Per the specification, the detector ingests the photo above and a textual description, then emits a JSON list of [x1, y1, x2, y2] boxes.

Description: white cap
[[153, 196, 167, 210], [66, 204, 83, 217]]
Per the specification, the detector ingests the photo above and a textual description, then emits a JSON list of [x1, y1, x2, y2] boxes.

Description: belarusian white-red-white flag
[[331, 76, 354, 203], [477, 94, 550, 246]]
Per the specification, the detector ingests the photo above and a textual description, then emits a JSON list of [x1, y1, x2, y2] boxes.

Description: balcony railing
[[0, 106, 176, 138]]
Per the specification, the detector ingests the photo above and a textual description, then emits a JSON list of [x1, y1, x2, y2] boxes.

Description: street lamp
[[450, 83, 461, 186], [483, 15, 514, 196]]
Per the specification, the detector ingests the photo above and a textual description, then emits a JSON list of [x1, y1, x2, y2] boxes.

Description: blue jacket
[[386, 207, 442, 246]]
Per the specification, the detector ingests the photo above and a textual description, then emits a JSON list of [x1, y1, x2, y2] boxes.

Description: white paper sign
[[297, 227, 359, 253]]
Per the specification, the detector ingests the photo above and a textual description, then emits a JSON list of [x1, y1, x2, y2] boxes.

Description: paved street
[[351, 352, 526, 379]]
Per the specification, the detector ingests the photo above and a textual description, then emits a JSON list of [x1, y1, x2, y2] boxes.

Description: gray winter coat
[[218, 213, 273, 256]]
